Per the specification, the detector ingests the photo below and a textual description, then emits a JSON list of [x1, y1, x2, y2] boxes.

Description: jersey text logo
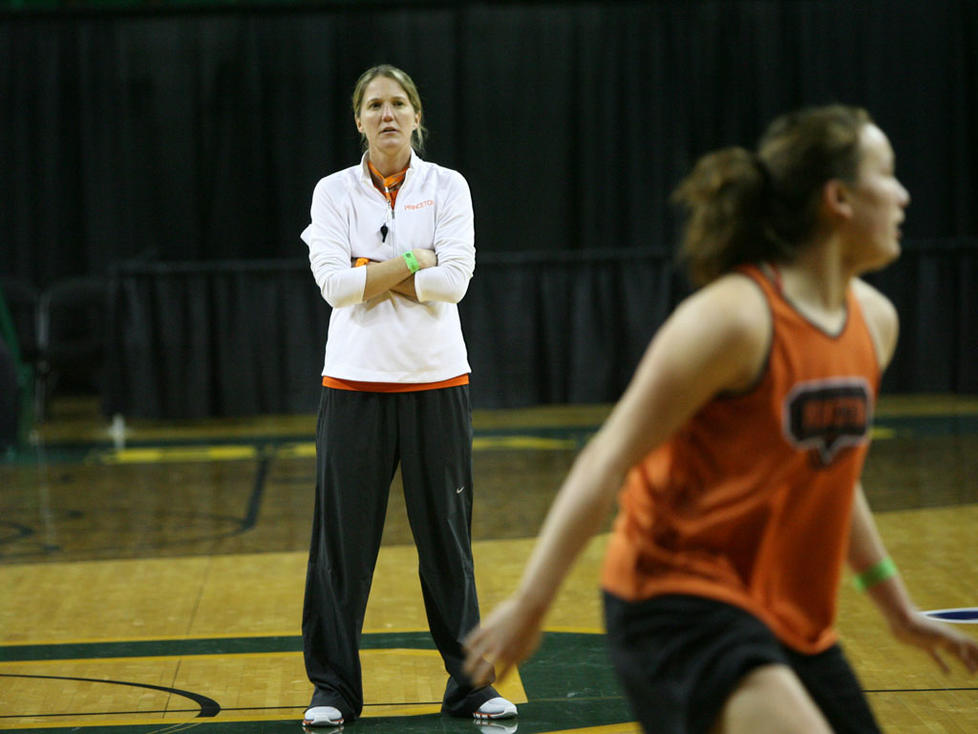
[[783, 378, 872, 466]]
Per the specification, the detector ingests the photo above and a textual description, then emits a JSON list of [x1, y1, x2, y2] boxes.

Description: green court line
[[0, 629, 608, 663], [0, 632, 437, 662], [873, 414, 978, 436]]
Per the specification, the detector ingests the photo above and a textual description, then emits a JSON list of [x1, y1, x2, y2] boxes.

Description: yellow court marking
[[473, 436, 578, 450], [88, 424, 903, 466], [0, 628, 457, 647], [90, 435, 580, 464], [539, 724, 641, 734], [283, 436, 579, 455], [2, 647, 531, 668], [1, 718, 220, 731], [80, 424, 928, 464], [0, 539, 608, 643], [3, 650, 303, 666], [0, 626, 601, 649], [0, 630, 301, 647], [874, 394, 978, 417], [81, 426, 901, 465], [97, 445, 258, 464], [274, 441, 317, 458], [540, 625, 605, 635]]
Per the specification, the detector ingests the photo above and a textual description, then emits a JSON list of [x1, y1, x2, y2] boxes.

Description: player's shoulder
[[694, 270, 770, 329], [851, 277, 898, 368], [851, 277, 895, 317], [654, 271, 772, 393], [673, 271, 771, 352]]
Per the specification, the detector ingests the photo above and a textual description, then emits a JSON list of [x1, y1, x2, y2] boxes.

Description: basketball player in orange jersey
[[464, 105, 978, 733]]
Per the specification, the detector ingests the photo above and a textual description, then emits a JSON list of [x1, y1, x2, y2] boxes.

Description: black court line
[[864, 687, 978, 693], [0, 702, 439, 720], [0, 509, 262, 560], [0, 453, 269, 560], [0, 698, 631, 721], [0, 521, 36, 548], [235, 454, 268, 534], [0, 673, 220, 717], [0, 708, 204, 719]]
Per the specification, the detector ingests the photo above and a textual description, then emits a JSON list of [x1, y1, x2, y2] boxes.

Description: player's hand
[[890, 612, 978, 674], [463, 596, 544, 686]]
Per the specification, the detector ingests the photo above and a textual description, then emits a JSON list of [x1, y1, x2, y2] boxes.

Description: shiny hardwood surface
[[1, 395, 977, 732]]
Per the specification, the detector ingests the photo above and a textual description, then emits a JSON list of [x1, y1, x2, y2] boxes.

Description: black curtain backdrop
[[103, 240, 977, 419], [4, 1, 978, 280], [4, 0, 978, 415], [102, 250, 686, 417]]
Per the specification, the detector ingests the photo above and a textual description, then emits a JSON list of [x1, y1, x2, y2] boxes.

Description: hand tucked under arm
[[357, 249, 436, 301], [389, 277, 419, 301]]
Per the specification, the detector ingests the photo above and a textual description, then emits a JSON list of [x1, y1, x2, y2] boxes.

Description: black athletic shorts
[[603, 592, 882, 734]]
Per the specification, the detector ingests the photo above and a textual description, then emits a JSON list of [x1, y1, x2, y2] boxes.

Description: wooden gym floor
[[2, 394, 978, 733]]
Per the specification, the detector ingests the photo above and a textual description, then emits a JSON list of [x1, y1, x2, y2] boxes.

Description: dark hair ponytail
[[671, 147, 788, 287], [672, 105, 872, 287]]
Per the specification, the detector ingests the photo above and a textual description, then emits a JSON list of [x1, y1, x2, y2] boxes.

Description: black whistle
[[380, 224, 389, 242]]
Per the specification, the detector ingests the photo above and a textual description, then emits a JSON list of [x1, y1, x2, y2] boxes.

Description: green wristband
[[402, 251, 421, 274], [852, 557, 897, 592]]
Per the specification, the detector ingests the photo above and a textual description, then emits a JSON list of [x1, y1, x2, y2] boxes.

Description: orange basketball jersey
[[601, 265, 881, 653]]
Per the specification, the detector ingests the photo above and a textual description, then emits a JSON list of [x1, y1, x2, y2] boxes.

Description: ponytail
[[672, 147, 789, 288], [672, 105, 872, 287]]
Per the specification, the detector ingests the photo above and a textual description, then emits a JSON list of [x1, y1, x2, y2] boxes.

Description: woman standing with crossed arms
[[300, 64, 516, 728], [464, 105, 978, 733]]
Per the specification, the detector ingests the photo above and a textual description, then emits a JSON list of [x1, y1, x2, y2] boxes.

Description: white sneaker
[[474, 696, 518, 720], [303, 705, 344, 727]]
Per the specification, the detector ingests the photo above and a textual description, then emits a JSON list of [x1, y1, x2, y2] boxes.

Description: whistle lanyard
[[368, 160, 407, 243], [368, 160, 407, 209]]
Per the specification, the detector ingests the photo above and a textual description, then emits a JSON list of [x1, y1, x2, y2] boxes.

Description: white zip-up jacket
[[301, 151, 474, 383]]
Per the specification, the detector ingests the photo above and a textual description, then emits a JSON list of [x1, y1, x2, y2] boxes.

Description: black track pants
[[302, 385, 498, 721]]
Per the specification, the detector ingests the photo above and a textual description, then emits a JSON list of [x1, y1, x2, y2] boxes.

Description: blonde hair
[[672, 105, 872, 286], [351, 64, 427, 153]]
